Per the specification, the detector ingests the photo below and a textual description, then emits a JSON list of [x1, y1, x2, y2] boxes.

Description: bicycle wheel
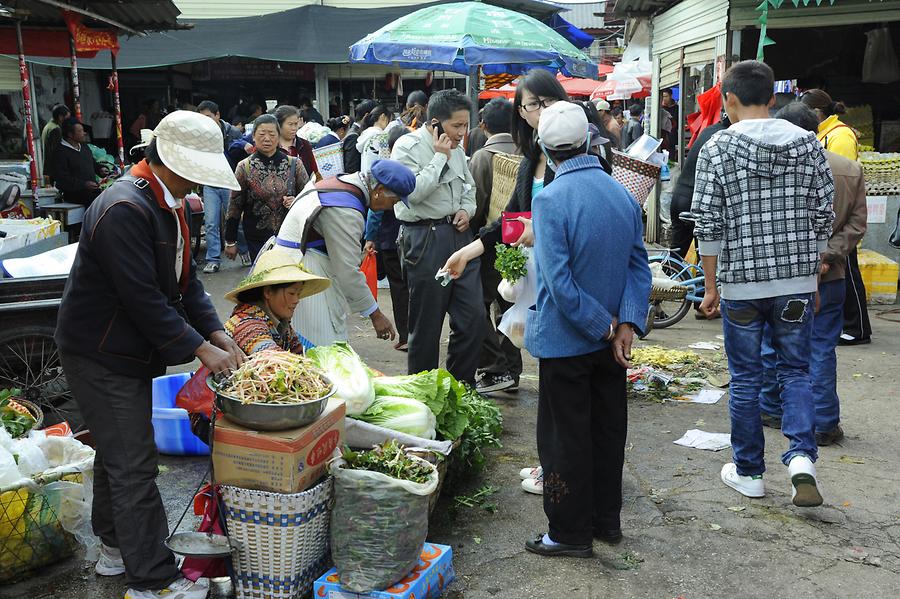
[[649, 257, 693, 329], [0, 325, 81, 429]]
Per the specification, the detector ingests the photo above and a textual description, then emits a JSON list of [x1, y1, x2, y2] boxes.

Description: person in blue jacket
[[522, 102, 651, 559]]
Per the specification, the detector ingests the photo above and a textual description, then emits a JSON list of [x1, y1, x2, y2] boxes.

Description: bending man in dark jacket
[[55, 110, 245, 599]]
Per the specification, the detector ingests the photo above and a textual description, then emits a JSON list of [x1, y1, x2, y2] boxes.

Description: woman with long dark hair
[[356, 103, 393, 174], [273, 104, 319, 179]]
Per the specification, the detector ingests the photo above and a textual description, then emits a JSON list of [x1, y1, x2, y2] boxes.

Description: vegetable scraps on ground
[[341, 440, 434, 484], [307, 342, 375, 415], [221, 350, 331, 404], [494, 244, 528, 283], [0, 388, 36, 438]]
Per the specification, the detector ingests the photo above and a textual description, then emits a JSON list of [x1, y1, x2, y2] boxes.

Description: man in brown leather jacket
[[760, 102, 867, 447]]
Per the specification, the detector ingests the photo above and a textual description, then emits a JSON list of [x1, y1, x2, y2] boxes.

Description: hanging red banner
[[63, 11, 119, 54]]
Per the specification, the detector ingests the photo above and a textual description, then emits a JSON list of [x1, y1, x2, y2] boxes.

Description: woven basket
[[221, 477, 333, 599], [311, 142, 344, 178], [487, 153, 523, 223], [649, 283, 689, 302], [611, 150, 661, 206]]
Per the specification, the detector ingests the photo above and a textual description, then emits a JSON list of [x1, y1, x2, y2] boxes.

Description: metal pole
[[15, 20, 38, 192], [465, 66, 479, 129], [111, 52, 125, 170], [69, 35, 82, 121]]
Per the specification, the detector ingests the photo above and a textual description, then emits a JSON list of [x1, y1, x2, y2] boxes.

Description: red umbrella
[[590, 75, 651, 101]]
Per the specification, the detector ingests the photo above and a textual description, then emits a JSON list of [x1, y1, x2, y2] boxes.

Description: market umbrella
[[349, 1, 597, 79], [479, 65, 616, 100]]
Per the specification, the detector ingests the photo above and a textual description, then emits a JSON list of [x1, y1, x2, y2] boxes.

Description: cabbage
[[307, 343, 375, 415], [372, 369, 468, 440], [357, 396, 437, 440]]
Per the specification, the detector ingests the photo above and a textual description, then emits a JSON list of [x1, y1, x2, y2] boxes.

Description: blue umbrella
[[349, 1, 598, 79]]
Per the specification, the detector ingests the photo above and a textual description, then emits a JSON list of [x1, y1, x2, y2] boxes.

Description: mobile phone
[[430, 118, 444, 137]]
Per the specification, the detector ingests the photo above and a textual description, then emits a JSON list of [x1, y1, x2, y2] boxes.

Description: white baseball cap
[[152, 110, 240, 190], [593, 99, 611, 111], [537, 101, 589, 151]]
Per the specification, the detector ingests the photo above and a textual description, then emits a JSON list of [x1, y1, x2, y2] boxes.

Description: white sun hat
[[129, 129, 153, 155], [152, 110, 240, 190]]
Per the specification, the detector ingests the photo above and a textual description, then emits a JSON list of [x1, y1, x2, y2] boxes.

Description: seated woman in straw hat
[[223, 248, 330, 355]]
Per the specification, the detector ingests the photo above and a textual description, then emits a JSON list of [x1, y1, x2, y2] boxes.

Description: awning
[[478, 64, 615, 100]]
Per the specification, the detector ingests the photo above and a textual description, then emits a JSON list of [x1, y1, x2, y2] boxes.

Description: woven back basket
[[311, 142, 344, 178], [221, 477, 333, 599], [487, 153, 523, 223], [611, 150, 661, 206]]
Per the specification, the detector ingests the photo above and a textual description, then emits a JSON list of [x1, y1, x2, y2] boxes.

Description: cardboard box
[[212, 398, 345, 493], [858, 249, 899, 305], [313, 543, 455, 599]]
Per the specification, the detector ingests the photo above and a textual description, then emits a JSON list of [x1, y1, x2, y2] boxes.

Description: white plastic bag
[[863, 27, 900, 84], [11, 437, 49, 477], [329, 455, 439, 593], [498, 248, 537, 349], [0, 445, 23, 487]]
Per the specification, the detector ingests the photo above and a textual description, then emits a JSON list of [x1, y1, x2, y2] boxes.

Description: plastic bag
[[329, 455, 439, 593], [43, 476, 99, 562], [498, 249, 537, 349], [360, 252, 378, 299], [0, 445, 22, 487], [175, 367, 215, 416], [863, 27, 900, 84], [11, 437, 48, 477]]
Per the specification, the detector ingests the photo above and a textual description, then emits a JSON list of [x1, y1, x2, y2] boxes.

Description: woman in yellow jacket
[[800, 88, 871, 345], [800, 89, 859, 160]]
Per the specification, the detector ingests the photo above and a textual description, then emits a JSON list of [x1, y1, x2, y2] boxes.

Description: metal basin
[[207, 374, 335, 431]]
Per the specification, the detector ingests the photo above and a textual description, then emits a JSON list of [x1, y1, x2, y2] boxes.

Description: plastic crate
[[151, 373, 210, 456], [858, 249, 899, 305]]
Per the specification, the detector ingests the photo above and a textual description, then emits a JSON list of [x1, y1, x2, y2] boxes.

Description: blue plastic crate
[[151, 372, 210, 456]]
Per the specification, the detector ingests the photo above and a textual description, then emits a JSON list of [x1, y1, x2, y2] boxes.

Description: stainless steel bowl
[[207, 374, 335, 431]]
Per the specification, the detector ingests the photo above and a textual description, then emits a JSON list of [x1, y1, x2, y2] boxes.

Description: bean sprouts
[[221, 350, 332, 404]]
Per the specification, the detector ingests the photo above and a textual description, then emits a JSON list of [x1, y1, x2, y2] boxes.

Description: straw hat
[[130, 129, 153, 155], [153, 110, 241, 190], [224, 248, 331, 304]]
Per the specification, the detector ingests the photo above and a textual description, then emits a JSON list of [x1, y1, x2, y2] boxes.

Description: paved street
[[3, 257, 899, 598]]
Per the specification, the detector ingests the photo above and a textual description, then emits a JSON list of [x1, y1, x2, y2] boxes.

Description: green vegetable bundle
[[340, 441, 434, 484], [369, 369, 468, 440], [494, 243, 528, 283], [0, 388, 35, 438], [448, 383, 503, 481]]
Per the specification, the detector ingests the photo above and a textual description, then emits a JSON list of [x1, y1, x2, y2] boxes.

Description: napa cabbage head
[[307, 342, 374, 415], [357, 395, 437, 440]]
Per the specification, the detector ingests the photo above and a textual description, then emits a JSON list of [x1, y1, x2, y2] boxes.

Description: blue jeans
[[721, 293, 817, 476], [203, 186, 246, 263], [760, 279, 846, 433]]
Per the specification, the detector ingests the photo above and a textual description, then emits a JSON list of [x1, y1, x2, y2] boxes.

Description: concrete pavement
[[3, 256, 898, 598]]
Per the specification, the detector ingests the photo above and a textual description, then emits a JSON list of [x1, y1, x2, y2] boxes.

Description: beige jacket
[[821, 150, 867, 282], [390, 126, 476, 222]]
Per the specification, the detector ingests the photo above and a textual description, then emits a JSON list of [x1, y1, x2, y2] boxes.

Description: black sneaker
[[476, 372, 516, 394], [815, 424, 844, 446], [592, 528, 623, 545]]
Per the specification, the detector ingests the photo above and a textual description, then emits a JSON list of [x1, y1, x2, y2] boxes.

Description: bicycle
[[648, 212, 707, 329]]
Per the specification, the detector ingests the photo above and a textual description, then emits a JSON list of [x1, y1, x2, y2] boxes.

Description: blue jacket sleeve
[[618, 202, 652, 335], [532, 195, 614, 342], [365, 209, 383, 242], [228, 133, 252, 165]]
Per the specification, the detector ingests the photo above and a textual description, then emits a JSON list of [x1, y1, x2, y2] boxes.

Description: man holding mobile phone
[[391, 89, 485, 383]]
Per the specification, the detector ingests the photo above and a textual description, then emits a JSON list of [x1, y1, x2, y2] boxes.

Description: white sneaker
[[125, 576, 209, 599], [95, 543, 125, 576], [720, 463, 765, 498], [519, 466, 542, 480], [788, 455, 823, 507], [521, 473, 543, 495]]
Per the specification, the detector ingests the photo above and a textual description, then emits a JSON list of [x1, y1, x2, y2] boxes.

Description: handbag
[[890, 206, 900, 249], [501, 211, 531, 245]]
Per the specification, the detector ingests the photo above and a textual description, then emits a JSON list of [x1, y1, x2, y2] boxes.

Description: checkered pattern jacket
[[692, 128, 834, 287]]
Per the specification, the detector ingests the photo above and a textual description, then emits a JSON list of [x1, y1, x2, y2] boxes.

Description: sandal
[[394, 341, 408, 352]]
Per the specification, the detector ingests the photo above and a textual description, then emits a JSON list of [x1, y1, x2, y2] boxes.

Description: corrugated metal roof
[[555, 2, 606, 29], [2, 0, 182, 32], [174, 0, 562, 19], [611, 0, 677, 17]]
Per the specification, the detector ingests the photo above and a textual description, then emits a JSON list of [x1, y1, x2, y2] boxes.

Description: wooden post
[[69, 34, 82, 121], [15, 20, 38, 192], [111, 51, 124, 170]]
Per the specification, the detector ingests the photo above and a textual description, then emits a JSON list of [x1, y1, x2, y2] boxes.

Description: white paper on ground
[[689, 341, 721, 350], [673, 429, 731, 451], [674, 389, 726, 404]]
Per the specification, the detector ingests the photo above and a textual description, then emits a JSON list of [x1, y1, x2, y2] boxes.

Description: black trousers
[[669, 201, 694, 261], [537, 348, 627, 546], [400, 222, 485, 384], [247, 237, 268, 262], [381, 248, 409, 344], [60, 352, 178, 591], [478, 260, 522, 379], [843, 248, 872, 340]]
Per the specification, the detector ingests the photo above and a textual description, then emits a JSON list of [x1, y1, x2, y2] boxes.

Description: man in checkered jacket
[[692, 60, 835, 509]]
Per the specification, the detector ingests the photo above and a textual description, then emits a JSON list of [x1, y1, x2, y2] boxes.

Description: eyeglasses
[[521, 98, 558, 113]]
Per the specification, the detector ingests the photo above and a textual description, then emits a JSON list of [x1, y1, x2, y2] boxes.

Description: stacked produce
[[859, 152, 900, 195], [221, 350, 331, 404], [307, 343, 375, 415]]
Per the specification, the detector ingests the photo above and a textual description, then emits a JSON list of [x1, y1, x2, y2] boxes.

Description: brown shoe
[[815, 424, 844, 446]]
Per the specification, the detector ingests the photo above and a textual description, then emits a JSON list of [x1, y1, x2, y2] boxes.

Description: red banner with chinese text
[[63, 11, 119, 55]]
